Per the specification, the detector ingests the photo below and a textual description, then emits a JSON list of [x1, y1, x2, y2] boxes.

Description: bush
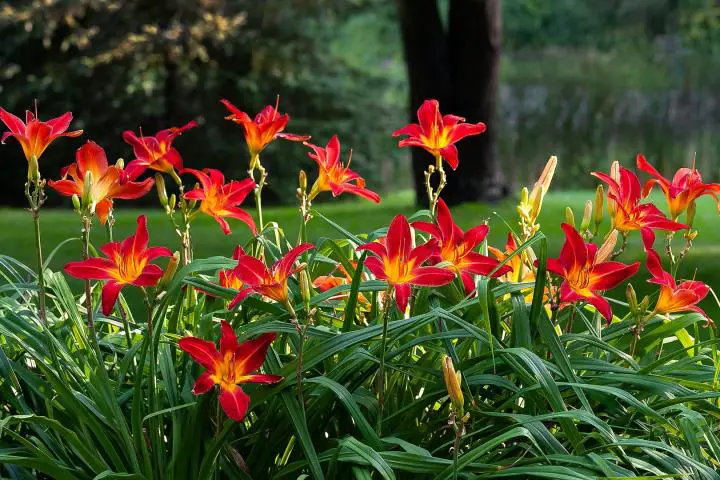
[[0, 98, 719, 479]]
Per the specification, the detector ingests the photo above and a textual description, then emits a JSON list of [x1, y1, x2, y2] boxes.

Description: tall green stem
[[376, 285, 394, 435], [250, 156, 268, 258], [81, 216, 103, 362], [26, 179, 47, 323]]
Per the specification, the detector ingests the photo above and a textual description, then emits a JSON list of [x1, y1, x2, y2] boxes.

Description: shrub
[[0, 99, 719, 479]]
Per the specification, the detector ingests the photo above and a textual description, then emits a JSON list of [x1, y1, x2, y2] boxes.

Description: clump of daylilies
[[1, 93, 717, 434]]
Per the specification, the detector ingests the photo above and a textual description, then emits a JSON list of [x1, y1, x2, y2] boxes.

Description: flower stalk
[[376, 285, 394, 435]]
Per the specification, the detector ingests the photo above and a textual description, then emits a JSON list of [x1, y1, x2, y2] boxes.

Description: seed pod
[[580, 200, 593, 231], [299, 170, 307, 192], [168, 193, 177, 211], [28, 154, 40, 182], [686, 201, 697, 227], [155, 174, 168, 207], [564, 207, 575, 228], [442, 356, 464, 416]]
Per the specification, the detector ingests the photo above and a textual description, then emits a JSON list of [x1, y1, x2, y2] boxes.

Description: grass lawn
[[1, 190, 719, 320]]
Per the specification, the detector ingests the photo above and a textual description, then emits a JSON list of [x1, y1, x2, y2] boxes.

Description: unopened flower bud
[[299, 269, 312, 306], [638, 296, 649, 312], [157, 251, 180, 290], [564, 207, 575, 228], [580, 200, 593, 231], [594, 185, 605, 227], [626, 284, 638, 313], [686, 201, 696, 227], [155, 173, 168, 207], [596, 229, 618, 263], [115, 158, 125, 170], [168, 194, 177, 211], [299, 170, 307, 192], [71, 194, 81, 211], [82, 171, 95, 212], [442, 356, 464, 415]]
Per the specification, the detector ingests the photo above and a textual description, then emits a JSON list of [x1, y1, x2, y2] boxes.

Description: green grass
[[2, 189, 718, 319]]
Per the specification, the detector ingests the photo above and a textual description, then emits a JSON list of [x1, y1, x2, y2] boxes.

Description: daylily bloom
[[221, 97, 309, 165], [637, 154, 720, 220], [219, 246, 246, 291], [641, 230, 710, 322], [546, 223, 639, 322], [305, 135, 381, 203], [412, 199, 511, 294], [592, 163, 687, 234], [489, 232, 535, 285], [122, 121, 197, 176], [227, 243, 315, 309], [183, 168, 256, 235], [178, 320, 282, 421], [313, 262, 370, 307], [357, 215, 456, 311], [392, 99, 486, 170], [64, 215, 172, 315], [1, 107, 82, 174], [49, 141, 154, 223]]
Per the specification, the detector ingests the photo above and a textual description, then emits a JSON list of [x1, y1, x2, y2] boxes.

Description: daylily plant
[[183, 168, 256, 235], [393, 99, 486, 170], [178, 321, 282, 421], [122, 121, 198, 176], [305, 135, 381, 203], [49, 141, 154, 223], [546, 223, 639, 322], [413, 198, 511, 294], [357, 214, 456, 311], [64, 215, 172, 315]]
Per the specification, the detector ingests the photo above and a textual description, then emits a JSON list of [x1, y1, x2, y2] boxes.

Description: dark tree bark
[[397, 0, 506, 206]]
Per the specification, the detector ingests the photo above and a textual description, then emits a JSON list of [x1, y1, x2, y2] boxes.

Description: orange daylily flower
[[412, 199, 511, 294], [183, 168, 256, 235], [641, 230, 710, 323], [313, 262, 370, 307], [221, 97, 309, 164], [49, 141, 154, 223], [489, 233, 535, 285], [122, 121, 197, 176], [637, 154, 720, 220], [592, 164, 687, 235], [546, 223, 639, 322], [0, 107, 82, 173], [392, 99, 486, 170], [305, 135, 381, 203], [64, 215, 172, 315], [228, 243, 315, 309], [178, 321, 282, 421], [357, 215, 456, 311]]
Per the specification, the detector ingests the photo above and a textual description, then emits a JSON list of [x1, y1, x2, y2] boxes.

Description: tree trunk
[[397, 0, 506, 206]]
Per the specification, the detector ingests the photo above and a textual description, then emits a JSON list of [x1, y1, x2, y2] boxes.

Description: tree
[[397, 0, 506, 206]]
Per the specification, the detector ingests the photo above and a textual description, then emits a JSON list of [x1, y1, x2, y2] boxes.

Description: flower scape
[[0, 97, 719, 480]]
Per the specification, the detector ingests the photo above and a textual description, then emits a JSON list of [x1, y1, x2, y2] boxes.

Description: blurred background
[[2, 0, 720, 207]]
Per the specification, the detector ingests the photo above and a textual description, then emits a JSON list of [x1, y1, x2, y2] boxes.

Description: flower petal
[[219, 387, 250, 422], [178, 337, 220, 370]]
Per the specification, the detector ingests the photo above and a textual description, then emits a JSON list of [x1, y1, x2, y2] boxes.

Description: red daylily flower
[[641, 230, 710, 322], [49, 141, 154, 223], [637, 154, 720, 220], [305, 135, 381, 203], [219, 246, 246, 291], [592, 165, 687, 234], [64, 215, 172, 315], [122, 121, 197, 176], [392, 99, 486, 170], [178, 321, 282, 421], [546, 223, 639, 322], [183, 168, 256, 235], [412, 199, 511, 294], [227, 243, 315, 309], [0, 107, 82, 164], [221, 97, 309, 162], [357, 215, 456, 311]]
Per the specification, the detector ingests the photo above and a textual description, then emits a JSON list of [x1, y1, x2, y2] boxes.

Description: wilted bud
[[564, 207, 575, 228], [299, 269, 312, 305], [115, 158, 125, 170], [442, 356, 464, 415], [596, 229, 618, 263], [686, 201, 697, 227], [685, 229, 698, 241], [28, 154, 40, 182], [71, 194, 81, 211], [168, 194, 177, 211], [594, 185, 605, 227], [299, 170, 307, 192], [626, 284, 638, 313], [580, 200, 593, 231], [157, 251, 180, 290], [155, 173, 168, 207], [82, 171, 95, 213]]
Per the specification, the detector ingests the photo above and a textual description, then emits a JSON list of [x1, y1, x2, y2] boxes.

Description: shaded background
[[2, 0, 720, 207]]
